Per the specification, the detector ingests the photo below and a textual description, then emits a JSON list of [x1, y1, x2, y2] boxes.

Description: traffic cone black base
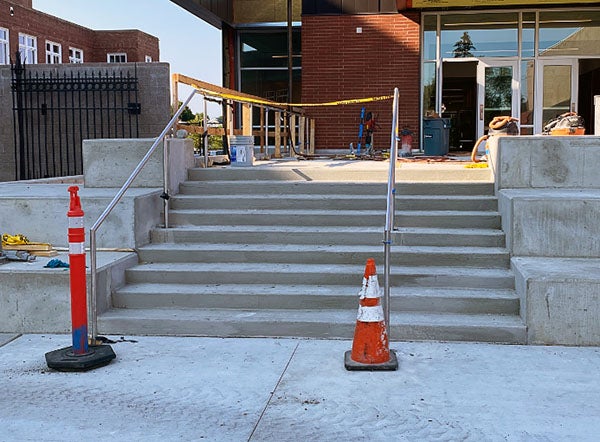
[[344, 349, 398, 371], [45, 344, 116, 372]]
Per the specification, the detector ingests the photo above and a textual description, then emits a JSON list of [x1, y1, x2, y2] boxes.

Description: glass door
[[477, 60, 519, 137], [535, 59, 578, 133]]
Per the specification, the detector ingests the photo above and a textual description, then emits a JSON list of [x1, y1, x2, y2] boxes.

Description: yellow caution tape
[[191, 84, 393, 108]]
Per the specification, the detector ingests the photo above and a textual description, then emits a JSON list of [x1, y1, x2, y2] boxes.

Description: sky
[[33, 0, 223, 115]]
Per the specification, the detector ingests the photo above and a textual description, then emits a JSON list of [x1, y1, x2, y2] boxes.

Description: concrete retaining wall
[[490, 135, 600, 345], [0, 184, 161, 249], [0, 252, 137, 333], [513, 257, 600, 346], [83, 138, 194, 192]]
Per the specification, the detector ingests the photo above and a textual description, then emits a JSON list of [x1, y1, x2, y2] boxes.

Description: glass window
[[69, 47, 84, 63], [0, 28, 8, 65], [145, 55, 152, 62], [483, 65, 513, 128], [240, 30, 301, 69], [521, 13, 535, 58], [46, 41, 61, 64], [19, 33, 37, 64], [423, 15, 437, 61], [423, 62, 437, 116], [441, 13, 519, 58], [520, 60, 535, 127], [542, 64, 572, 125], [539, 11, 600, 56], [241, 68, 301, 104], [107, 53, 127, 63]]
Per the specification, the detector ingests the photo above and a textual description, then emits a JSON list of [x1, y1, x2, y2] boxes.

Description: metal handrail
[[88, 89, 197, 342], [383, 87, 399, 333]]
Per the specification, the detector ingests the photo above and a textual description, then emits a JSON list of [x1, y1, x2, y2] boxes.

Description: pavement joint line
[[291, 168, 313, 181], [0, 334, 22, 348], [247, 340, 300, 441]]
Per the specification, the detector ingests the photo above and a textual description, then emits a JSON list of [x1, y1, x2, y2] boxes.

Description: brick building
[[172, 0, 600, 151], [0, 0, 159, 65]]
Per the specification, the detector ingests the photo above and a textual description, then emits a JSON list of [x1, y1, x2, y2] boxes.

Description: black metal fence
[[11, 57, 140, 180]]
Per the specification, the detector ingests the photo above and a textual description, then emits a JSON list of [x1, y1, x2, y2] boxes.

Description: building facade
[[0, 0, 159, 66], [172, 0, 600, 151]]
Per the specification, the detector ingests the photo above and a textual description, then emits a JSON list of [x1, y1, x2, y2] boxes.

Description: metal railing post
[[384, 87, 399, 334], [204, 94, 209, 168], [88, 89, 197, 342], [163, 137, 170, 229]]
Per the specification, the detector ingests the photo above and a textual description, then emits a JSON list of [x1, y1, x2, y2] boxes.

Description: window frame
[[68, 47, 84, 63], [107, 53, 127, 63], [18, 32, 38, 64], [45, 40, 62, 64], [0, 27, 8, 65]]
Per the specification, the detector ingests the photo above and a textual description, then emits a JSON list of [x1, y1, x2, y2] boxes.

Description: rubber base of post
[[344, 349, 399, 371], [45, 344, 116, 372]]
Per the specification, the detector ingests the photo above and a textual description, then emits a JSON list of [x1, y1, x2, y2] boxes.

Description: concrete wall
[[0, 62, 171, 182], [490, 135, 600, 345], [0, 251, 137, 333], [83, 138, 195, 192]]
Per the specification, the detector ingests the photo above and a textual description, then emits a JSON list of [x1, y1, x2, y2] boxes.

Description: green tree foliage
[[453, 32, 476, 58]]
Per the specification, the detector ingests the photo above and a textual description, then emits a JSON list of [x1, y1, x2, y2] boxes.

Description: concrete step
[[395, 227, 505, 247], [170, 194, 388, 211], [168, 209, 500, 228], [97, 307, 526, 343], [179, 180, 494, 196], [169, 194, 498, 212], [124, 262, 515, 289], [113, 283, 520, 315], [151, 226, 506, 248], [137, 244, 510, 268], [396, 211, 501, 229]]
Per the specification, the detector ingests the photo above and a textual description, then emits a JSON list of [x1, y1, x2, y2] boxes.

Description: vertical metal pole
[[384, 88, 399, 332], [204, 94, 209, 168], [287, 0, 293, 104], [89, 228, 98, 343], [163, 137, 170, 229], [595, 95, 600, 135]]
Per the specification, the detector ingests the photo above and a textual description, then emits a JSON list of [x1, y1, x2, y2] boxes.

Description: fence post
[[274, 111, 282, 158]]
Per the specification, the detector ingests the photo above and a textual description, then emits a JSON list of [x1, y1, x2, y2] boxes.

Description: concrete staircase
[[99, 167, 526, 343]]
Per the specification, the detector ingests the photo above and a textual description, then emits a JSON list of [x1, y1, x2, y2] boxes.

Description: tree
[[453, 32, 476, 58], [179, 106, 195, 122]]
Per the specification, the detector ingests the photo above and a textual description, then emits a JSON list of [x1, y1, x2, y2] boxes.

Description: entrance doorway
[[442, 59, 518, 149], [578, 59, 600, 135], [441, 60, 477, 150]]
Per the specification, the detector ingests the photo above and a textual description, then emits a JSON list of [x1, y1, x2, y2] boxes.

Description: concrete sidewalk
[[1, 334, 599, 441]]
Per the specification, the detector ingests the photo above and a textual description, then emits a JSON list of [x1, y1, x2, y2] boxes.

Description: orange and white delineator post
[[45, 186, 116, 371], [344, 258, 398, 371]]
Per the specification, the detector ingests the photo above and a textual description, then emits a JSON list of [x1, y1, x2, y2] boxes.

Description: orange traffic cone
[[344, 258, 398, 371]]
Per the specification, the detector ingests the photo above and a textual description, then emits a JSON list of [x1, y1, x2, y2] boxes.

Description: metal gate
[[11, 57, 140, 180]]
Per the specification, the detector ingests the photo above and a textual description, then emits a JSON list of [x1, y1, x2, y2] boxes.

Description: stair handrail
[[88, 89, 198, 343], [384, 87, 399, 332]]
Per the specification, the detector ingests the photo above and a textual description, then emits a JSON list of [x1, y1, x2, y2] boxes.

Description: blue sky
[[33, 0, 223, 115]]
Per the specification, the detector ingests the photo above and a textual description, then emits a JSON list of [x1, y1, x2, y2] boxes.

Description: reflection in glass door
[[477, 61, 518, 137], [536, 60, 578, 133]]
